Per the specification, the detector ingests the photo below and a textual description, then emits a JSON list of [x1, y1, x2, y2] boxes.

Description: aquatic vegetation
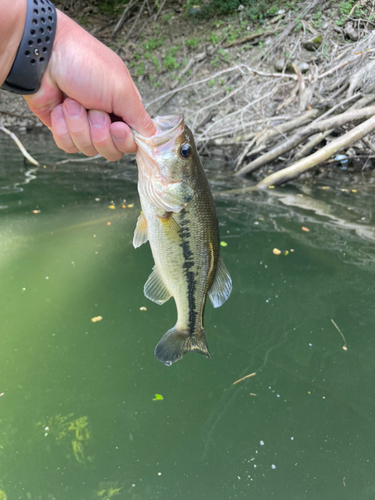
[[37, 414, 92, 464], [97, 486, 122, 499]]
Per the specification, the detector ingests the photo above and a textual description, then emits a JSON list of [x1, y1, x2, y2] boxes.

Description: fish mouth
[[132, 114, 184, 148]]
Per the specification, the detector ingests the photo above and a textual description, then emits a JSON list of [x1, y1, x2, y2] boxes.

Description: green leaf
[[153, 394, 164, 401], [220, 241, 228, 247]]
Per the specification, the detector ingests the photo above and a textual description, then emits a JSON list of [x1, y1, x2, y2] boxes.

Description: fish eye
[[179, 144, 191, 159]]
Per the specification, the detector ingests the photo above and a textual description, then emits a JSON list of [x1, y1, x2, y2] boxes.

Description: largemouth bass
[[132, 115, 232, 366]]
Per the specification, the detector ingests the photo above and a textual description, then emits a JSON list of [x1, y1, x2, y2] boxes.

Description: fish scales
[[132, 114, 232, 366]]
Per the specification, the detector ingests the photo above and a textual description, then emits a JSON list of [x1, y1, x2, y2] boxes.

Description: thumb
[[112, 76, 156, 138]]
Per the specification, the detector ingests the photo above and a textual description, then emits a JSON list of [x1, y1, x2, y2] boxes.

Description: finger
[[51, 104, 79, 154], [112, 73, 156, 138], [24, 71, 64, 129], [88, 110, 124, 161], [109, 122, 137, 154], [62, 98, 98, 156]]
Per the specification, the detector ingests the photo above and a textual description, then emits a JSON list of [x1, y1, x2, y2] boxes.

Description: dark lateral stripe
[[179, 210, 197, 334]]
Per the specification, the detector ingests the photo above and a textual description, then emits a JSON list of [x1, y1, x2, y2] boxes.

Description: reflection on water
[[1, 131, 375, 499]]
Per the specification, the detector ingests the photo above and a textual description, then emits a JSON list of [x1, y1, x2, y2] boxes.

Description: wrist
[[0, 0, 27, 86]]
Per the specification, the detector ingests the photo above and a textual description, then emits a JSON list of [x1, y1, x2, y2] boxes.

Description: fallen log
[[256, 114, 375, 189], [236, 105, 375, 177]]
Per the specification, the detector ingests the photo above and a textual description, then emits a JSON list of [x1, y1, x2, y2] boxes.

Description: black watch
[[1, 0, 57, 95]]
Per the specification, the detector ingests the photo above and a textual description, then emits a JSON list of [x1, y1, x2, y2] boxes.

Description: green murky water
[[1, 131, 375, 500]]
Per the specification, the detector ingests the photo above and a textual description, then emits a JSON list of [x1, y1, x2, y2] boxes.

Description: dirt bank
[[2, 0, 375, 185]]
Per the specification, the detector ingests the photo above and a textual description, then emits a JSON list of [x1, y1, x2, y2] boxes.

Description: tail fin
[[154, 327, 210, 366]]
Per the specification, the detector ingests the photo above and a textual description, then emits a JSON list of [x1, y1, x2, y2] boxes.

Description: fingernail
[[111, 128, 126, 143], [89, 110, 106, 128], [65, 99, 82, 118], [53, 104, 64, 120]]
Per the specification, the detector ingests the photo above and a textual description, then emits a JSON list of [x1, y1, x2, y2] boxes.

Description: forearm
[[0, 0, 27, 85]]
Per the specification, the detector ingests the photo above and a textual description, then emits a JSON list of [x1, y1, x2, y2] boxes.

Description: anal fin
[[208, 255, 232, 308], [133, 213, 148, 248], [144, 266, 172, 305]]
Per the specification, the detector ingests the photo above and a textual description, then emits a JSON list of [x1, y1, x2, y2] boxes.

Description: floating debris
[[32, 209, 41, 214], [331, 319, 348, 351], [107, 222, 111, 226], [108, 205, 115, 209], [127, 204, 134, 208], [232, 372, 256, 385], [153, 394, 164, 401], [220, 241, 228, 247], [140, 307, 147, 311], [273, 248, 290, 256], [301, 226, 310, 232], [91, 316, 103, 323]]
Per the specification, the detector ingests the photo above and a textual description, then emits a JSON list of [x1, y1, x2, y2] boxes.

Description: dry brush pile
[[142, 1, 375, 188]]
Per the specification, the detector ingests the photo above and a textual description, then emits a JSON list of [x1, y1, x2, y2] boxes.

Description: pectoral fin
[[133, 214, 148, 248], [157, 212, 181, 244], [144, 266, 172, 305], [208, 255, 232, 308]]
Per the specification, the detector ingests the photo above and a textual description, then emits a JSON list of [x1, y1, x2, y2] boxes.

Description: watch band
[[1, 0, 57, 95]]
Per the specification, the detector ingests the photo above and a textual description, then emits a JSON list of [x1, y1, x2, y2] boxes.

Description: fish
[[132, 115, 232, 366]]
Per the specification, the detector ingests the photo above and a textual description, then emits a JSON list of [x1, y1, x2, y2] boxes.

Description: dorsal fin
[[208, 255, 232, 308], [144, 266, 172, 305]]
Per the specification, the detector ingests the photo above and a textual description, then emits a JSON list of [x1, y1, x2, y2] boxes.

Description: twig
[[153, 0, 167, 21], [293, 130, 331, 160], [236, 105, 375, 177], [145, 64, 297, 109], [198, 86, 280, 141], [248, 109, 321, 155], [170, 52, 206, 90], [55, 154, 102, 165], [293, 93, 375, 160], [331, 319, 348, 351], [123, 0, 147, 43], [235, 137, 257, 169], [317, 49, 375, 79], [255, 114, 375, 188], [188, 75, 253, 121], [112, 0, 138, 36], [146, 66, 243, 109], [276, 82, 299, 114], [362, 137, 375, 153], [0, 125, 41, 166], [91, 19, 116, 36], [312, 93, 361, 123], [292, 63, 305, 112], [224, 29, 278, 48], [232, 372, 256, 385]]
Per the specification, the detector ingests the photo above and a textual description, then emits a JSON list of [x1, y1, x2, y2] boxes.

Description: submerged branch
[[0, 125, 41, 166]]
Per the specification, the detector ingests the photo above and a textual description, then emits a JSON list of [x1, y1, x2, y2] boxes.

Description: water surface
[[1, 131, 375, 500]]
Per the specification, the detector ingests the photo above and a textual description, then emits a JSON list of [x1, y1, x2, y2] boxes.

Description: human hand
[[24, 10, 156, 160]]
